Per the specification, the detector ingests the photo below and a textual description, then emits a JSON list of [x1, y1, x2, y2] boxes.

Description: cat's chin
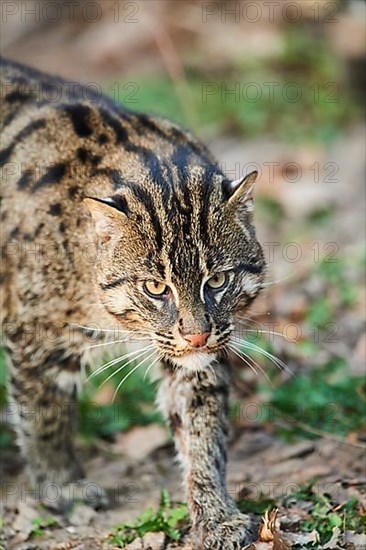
[[169, 352, 216, 372]]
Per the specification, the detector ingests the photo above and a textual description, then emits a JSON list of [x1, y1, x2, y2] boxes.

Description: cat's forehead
[[107, 161, 258, 280]]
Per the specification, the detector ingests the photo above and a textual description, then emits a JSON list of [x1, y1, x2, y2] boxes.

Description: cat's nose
[[183, 332, 211, 348]]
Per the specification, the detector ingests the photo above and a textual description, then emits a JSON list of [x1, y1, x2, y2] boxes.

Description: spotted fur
[[0, 57, 265, 547]]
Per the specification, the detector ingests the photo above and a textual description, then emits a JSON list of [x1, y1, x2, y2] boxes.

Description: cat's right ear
[[226, 171, 258, 207], [83, 197, 125, 243]]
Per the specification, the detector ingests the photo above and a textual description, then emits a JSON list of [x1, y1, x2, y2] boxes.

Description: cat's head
[[85, 165, 265, 372]]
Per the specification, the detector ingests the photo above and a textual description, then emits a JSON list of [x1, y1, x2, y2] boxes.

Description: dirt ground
[[1, 127, 365, 549], [2, 428, 365, 549]]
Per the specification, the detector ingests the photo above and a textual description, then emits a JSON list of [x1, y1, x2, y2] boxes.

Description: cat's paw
[[39, 479, 110, 512], [194, 512, 255, 549]]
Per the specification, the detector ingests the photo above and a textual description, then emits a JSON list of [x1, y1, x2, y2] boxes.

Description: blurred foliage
[[108, 25, 360, 143], [235, 332, 365, 440], [255, 196, 286, 226], [317, 256, 359, 307], [78, 359, 163, 440], [30, 515, 58, 538], [238, 255, 365, 441], [238, 495, 276, 515], [269, 358, 365, 439]]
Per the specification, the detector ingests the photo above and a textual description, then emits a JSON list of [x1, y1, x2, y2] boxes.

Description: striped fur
[[0, 57, 264, 547]]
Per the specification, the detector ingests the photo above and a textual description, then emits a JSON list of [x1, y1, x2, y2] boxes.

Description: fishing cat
[[0, 57, 265, 548]]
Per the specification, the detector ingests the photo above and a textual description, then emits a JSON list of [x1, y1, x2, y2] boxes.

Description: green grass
[[317, 258, 359, 308], [232, 344, 365, 441], [108, 489, 188, 546], [286, 481, 366, 547], [106, 482, 366, 547]]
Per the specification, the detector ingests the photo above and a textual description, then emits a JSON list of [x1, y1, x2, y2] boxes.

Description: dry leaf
[[323, 526, 342, 549], [12, 501, 39, 543], [258, 509, 292, 549], [287, 529, 320, 546], [344, 531, 366, 547], [259, 509, 278, 542], [273, 531, 292, 550]]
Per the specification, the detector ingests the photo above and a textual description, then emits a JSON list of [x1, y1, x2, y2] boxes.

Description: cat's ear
[[226, 170, 258, 209], [83, 197, 126, 243]]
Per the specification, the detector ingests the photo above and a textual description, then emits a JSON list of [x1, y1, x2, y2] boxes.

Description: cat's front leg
[[159, 361, 254, 549]]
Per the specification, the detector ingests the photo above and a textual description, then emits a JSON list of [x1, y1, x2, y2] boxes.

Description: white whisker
[[143, 353, 163, 381], [207, 363, 217, 383], [229, 342, 273, 386], [87, 344, 155, 381], [234, 325, 296, 344], [260, 273, 296, 287], [84, 335, 150, 352], [97, 346, 155, 390], [112, 349, 157, 403], [228, 344, 259, 376], [233, 337, 293, 378], [69, 322, 124, 334]]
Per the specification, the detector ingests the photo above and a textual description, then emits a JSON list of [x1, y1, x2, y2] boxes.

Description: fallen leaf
[[287, 529, 320, 546], [257, 509, 292, 549], [323, 526, 342, 549], [259, 509, 278, 542], [344, 531, 366, 547], [12, 501, 39, 543], [273, 531, 292, 550]]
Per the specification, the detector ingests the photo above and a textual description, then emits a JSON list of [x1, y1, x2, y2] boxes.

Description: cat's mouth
[[170, 334, 231, 357], [167, 350, 217, 371], [156, 335, 230, 370], [172, 344, 219, 357]]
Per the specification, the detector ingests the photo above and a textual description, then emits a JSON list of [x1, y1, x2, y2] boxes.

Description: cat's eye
[[144, 280, 169, 298], [206, 272, 227, 290]]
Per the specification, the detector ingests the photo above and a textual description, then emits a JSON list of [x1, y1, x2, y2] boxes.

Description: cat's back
[[0, 57, 216, 323], [0, 56, 213, 207], [0, 58, 136, 321]]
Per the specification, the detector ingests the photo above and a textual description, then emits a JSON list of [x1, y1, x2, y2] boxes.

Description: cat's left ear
[[226, 170, 258, 209]]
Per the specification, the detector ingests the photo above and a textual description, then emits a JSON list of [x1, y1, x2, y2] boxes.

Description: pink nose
[[183, 332, 211, 348]]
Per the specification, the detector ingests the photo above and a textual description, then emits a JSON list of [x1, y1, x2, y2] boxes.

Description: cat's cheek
[[241, 273, 262, 297], [101, 289, 132, 317]]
